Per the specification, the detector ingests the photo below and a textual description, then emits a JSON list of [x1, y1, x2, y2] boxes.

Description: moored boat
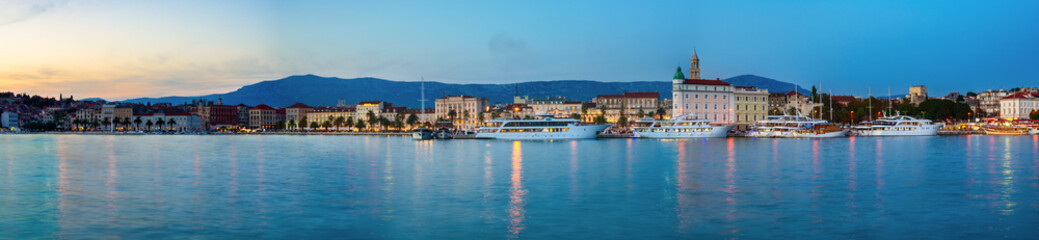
[[632, 114, 732, 138], [852, 114, 941, 136], [983, 126, 1029, 135], [411, 128, 434, 140], [747, 115, 847, 138], [475, 115, 609, 140]]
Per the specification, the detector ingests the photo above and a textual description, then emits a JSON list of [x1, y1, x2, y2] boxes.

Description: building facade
[[978, 89, 1009, 117], [202, 105, 239, 129], [1, 111, 18, 128], [435, 95, 489, 128], [999, 92, 1039, 119], [248, 104, 283, 129], [591, 92, 661, 123], [671, 66, 734, 124], [284, 103, 313, 124], [908, 85, 928, 105], [733, 86, 769, 126]]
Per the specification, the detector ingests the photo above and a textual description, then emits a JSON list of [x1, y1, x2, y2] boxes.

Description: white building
[[1, 111, 18, 129], [671, 67, 734, 124], [999, 92, 1039, 119]]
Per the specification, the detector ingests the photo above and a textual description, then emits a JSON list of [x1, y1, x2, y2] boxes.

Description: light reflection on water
[[0, 135, 1037, 239]]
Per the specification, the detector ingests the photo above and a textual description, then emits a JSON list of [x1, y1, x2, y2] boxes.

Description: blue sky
[[1, 0, 1037, 99]]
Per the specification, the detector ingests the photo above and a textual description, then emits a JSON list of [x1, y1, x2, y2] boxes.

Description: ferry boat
[[631, 114, 733, 138], [411, 128, 434, 140], [852, 115, 941, 136], [475, 116, 610, 140], [747, 115, 847, 138]]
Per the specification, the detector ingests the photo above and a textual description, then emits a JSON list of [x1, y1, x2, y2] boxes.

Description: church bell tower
[[689, 50, 700, 79]]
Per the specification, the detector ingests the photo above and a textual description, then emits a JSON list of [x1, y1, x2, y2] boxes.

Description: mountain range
[[123, 74, 810, 108]]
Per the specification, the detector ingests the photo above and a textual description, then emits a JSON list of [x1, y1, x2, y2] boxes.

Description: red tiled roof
[[1002, 92, 1039, 99], [681, 78, 731, 86], [563, 101, 583, 104], [358, 101, 383, 104], [832, 95, 856, 102], [250, 104, 276, 110], [596, 92, 660, 99], [313, 107, 355, 112], [402, 108, 434, 114], [785, 91, 806, 96], [286, 103, 312, 108], [165, 112, 192, 116]]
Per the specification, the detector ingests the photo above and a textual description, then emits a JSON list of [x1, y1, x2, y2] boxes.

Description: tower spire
[[689, 50, 700, 79]]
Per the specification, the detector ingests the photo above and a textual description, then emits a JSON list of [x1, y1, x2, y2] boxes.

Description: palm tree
[[145, 119, 154, 131], [378, 117, 390, 131], [334, 116, 345, 131], [327, 115, 335, 130], [309, 121, 319, 129], [112, 117, 122, 131], [287, 120, 296, 130], [462, 110, 469, 130], [345, 116, 354, 131], [168, 118, 177, 131], [299, 116, 309, 130], [366, 111, 378, 130], [406, 113, 418, 129], [636, 109, 645, 119], [133, 117, 142, 131], [447, 109, 457, 126], [394, 113, 404, 131], [355, 120, 366, 130], [155, 118, 166, 131], [102, 117, 111, 131], [477, 112, 485, 125], [656, 107, 666, 120]]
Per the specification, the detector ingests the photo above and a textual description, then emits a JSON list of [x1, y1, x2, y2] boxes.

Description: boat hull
[[475, 124, 609, 140], [793, 129, 848, 138], [1030, 129, 1039, 135], [411, 129, 434, 140], [634, 125, 733, 138], [984, 129, 1028, 135], [854, 125, 941, 136]]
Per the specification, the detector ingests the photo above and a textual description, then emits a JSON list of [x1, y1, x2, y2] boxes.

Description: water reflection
[[723, 138, 739, 234], [507, 141, 526, 239], [675, 141, 690, 233], [569, 140, 579, 201]]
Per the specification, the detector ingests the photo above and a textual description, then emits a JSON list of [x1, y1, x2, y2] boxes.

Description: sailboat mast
[[868, 87, 873, 122], [420, 77, 427, 124], [830, 88, 835, 122], [887, 87, 892, 115]]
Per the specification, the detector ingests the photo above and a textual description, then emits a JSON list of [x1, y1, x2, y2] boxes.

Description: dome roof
[[673, 66, 686, 79]]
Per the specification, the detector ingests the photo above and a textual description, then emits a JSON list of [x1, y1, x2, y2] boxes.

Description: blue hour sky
[[1, 0, 1037, 99]]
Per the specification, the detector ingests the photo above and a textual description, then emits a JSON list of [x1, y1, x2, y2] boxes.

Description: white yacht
[[1029, 128, 1039, 135], [747, 115, 847, 138], [852, 115, 941, 136], [632, 114, 733, 138], [476, 116, 609, 140]]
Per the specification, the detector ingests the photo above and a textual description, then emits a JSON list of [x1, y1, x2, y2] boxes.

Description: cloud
[[0, 1, 67, 26]]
